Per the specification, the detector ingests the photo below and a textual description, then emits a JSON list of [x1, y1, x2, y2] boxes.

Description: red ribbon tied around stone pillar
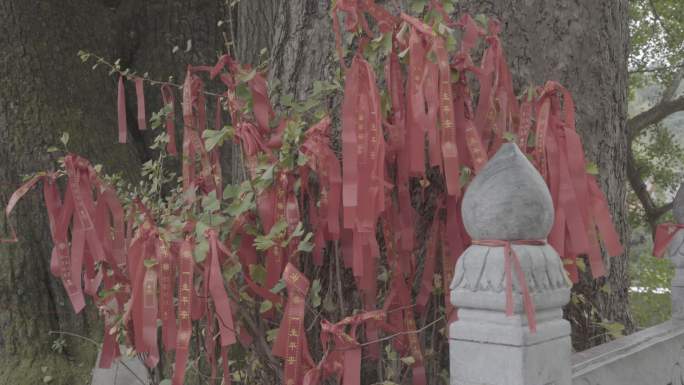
[[653, 223, 684, 258], [471, 240, 543, 332]]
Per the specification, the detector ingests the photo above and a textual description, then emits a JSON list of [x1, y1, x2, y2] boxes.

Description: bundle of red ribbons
[[2, 2, 624, 384]]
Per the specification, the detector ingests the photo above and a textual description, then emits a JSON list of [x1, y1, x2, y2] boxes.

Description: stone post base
[[449, 310, 571, 385]]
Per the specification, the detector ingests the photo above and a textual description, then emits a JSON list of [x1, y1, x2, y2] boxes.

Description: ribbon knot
[[471, 239, 544, 332]]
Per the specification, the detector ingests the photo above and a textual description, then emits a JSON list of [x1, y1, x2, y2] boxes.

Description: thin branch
[[626, 146, 673, 233], [85, 52, 225, 98], [48, 330, 99, 346], [332, 316, 445, 351], [627, 94, 684, 140], [648, 0, 673, 38], [48, 331, 148, 385], [629, 63, 684, 74], [661, 64, 684, 103]]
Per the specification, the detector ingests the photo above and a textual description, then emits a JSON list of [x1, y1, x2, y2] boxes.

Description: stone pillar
[[449, 143, 572, 385], [669, 183, 684, 321]]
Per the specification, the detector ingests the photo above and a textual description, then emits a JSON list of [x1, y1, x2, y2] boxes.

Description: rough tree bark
[[0, 1, 275, 384], [456, 0, 631, 349], [0, 2, 139, 384]]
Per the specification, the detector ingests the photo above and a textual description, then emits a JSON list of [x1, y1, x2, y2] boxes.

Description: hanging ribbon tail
[[118, 76, 127, 143], [473, 240, 540, 332], [142, 266, 160, 367], [99, 328, 121, 368], [173, 239, 195, 385], [588, 176, 624, 257], [207, 229, 237, 347], [135, 77, 147, 131], [273, 263, 311, 385], [156, 237, 177, 350], [1, 174, 44, 243], [654, 224, 684, 258], [508, 245, 537, 333]]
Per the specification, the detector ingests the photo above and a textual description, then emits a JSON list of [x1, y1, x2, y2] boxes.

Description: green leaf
[[598, 321, 625, 339], [266, 328, 279, 342], [297, 232, 314, 253], [226, 191, 254, 217], [442, 0, 455, 14], [502, 131, 517, 142], [254, 219, 288, 251], [223, 263, 242, 282], [586, 162, 599, 175], [310, 279, 322, 308], [235, 83, 251, 101], [159, 380, 172, 385], [60, 132, 70, 147], [280, 93, 294, 107], [459, 166, 472, 188], [410, 0, 427, 14], [203, 126, 234, 152], [260, 299, 273, 313], [291, 222, 305, 238], [270, 279, 286, 294], [223, 184, 240, 200], [400, 356, 416, 365], [576, 258, 586, 273], [474, 14, 488, 27], [201, 191, 221, 212], [47, 146, 59, 153], [250, 264, 267, 285], [238, 68, 257, 83], [143, 258, 158, 268]]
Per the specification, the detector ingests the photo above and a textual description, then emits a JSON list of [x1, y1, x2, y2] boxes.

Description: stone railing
[[449, 143, 684, 385]]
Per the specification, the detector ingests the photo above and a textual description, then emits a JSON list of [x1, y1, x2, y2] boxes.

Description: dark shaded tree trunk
[[456, 0, 631, 349], [0, 2, 140, 384], [0, 1, 276, 383]]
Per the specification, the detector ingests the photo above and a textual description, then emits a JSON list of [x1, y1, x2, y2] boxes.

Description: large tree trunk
[[0, 1, 276, 383], [0, 2, 140, 384], [456, 0, 631, 349]]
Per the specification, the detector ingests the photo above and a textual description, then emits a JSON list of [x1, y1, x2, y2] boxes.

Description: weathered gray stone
[[91, 349, 149, 385], [668, 183, 684, 321], [461, 143, 554, 241], [673, 182, 684, 224], [571, 321, 684, 385], [450, 143, 571, 385]]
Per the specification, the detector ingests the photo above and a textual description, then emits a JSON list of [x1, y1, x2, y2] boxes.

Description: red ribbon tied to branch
[[471, 240, 544, 333]]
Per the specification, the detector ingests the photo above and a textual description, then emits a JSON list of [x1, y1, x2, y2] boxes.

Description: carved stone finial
[[674, 182, 684, 224], [461, 143, 554, 240]]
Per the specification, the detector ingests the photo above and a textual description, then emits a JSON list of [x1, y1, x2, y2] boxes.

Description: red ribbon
[[118, 76, 127, 143], [533, 82, 623, 280], [206, 229, 237, 347], [173, 238, 195, 385], [1, 174, 44, 243], [135, 77, 147, 130], [309, 310, 387, 385], [653, 223, 684, 258], [471, 240, 542, 332], [155, 237, 177, 350], [273, 263, 315, 385]]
